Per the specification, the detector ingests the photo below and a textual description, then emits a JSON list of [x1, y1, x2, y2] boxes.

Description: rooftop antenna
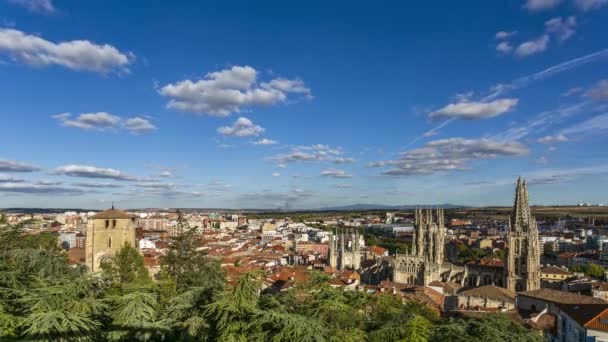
[[111, 202, 115, 210]]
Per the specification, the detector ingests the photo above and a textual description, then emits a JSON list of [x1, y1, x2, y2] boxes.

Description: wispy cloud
[[0, 158, 40, 172], [53, 112, 156, 134]]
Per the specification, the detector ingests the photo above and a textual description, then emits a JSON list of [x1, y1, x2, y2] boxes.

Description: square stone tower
[[85, 206, 137, 272]]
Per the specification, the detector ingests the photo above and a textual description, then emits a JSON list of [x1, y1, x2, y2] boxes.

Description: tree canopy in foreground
[[0, 222, 543, 341]]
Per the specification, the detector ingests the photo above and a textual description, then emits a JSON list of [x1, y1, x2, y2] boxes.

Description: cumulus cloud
[[372, 138, 528, 176], [53, 112, 156, 134], [574, 0, 607, 11], [271, 144, 348, 163], [124, 117, 157, 133], [271, 172, 281, 177], [159, 65, 311, 116], [253, 138, 278, 145], [538, 134, 569, 144], [523, 0, 562, 11], [545, 16, 576, 42], [429, 98, 518, 120], [217, 117, 264, 137], [72, 181, 123, 188], [0, 158, 40, 172], [8, 0, 55, 13], [320, 168, 352, 178], [53, 164, 135, 181], [0, 28, 133, 73], [585, 79, 608, 100], [496, 41, 514, 53], [515, 35, 550, 57]]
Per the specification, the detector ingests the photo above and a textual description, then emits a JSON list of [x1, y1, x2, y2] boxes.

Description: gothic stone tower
[[504, 178, 541, 292], [85, 206, 137, 272], [328, 227, 361, 270], [394, 208, 446, 285]]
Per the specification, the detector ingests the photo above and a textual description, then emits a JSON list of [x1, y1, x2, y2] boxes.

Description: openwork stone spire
[[511, 177, 531, 231]]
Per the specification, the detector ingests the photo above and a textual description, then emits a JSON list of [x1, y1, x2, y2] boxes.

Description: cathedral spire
[[512, 177, 531, 231]]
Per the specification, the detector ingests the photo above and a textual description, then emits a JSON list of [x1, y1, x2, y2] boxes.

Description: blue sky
[[1, 0, 608, 209]]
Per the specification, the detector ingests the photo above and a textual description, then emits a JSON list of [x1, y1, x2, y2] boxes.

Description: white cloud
[[428, 98, 518, 120], [158, 171, 174, 178], [277, 164, 287, 169], [320, 168, 352, 178], [332, 157, 356, 164], [585, 79, 608, 100], [73, 181, 122, 188], [0, 158, 40, 172], [217, 117, 264, 137], [561, 113, 608, 136], [373, 138, 528, 176], [515, 35, 550, 57], [8, 0, 55, 13], [545, 16, 576, 41], [271, 144, 348, 163], [495, 31, 518, 39], [496, 41, 514, 53], [537, 134, 569, 144], [53, 112, 156, 134], [124, 117, 156, 133], [574, 0, 607, 11], [34, 180, 62, 185], [208, 179, 232, 191], [0, 28, 133, 73], [261, 78, 312, 97], [159, 65, 311, 116], [0, 182, 85, 195], [0, 174, 24, 183], [271, 172, 281, 177], [334, 183, 352, 189], [523, 0, 562, 11], [253, 138, 278, 145], [53, 164, 135, 181]]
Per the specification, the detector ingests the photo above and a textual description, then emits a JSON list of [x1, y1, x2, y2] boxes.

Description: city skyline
[[1, 0, 608, 209]]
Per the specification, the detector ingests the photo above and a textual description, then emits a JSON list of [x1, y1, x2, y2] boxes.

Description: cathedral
[[504, 177, 541, 292], [393, 208, 449, 285], [329, 227, 361, 270], [359, 177, 541, 292]]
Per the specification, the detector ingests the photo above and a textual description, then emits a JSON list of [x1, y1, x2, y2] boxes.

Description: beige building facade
[[85, 207, 137, 272]]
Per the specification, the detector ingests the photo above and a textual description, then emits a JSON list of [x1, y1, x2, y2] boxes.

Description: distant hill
[[312, 204, 467, 211]]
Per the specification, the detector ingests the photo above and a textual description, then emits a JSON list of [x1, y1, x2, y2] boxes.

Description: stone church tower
[[85, 206, 137, 272], [505, 178, 541, 292]]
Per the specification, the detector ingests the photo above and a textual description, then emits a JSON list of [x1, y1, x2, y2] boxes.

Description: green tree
[[100, 243, 151, 284]]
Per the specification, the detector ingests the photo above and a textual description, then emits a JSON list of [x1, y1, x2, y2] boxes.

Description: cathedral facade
[[393, 208, 451, 285], [329, 227, 361, 270]]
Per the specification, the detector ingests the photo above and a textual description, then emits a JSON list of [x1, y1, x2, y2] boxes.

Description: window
[[105, 220, 109, 228], [112, 219, 116, 228], [108, 237, 112, 248]]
